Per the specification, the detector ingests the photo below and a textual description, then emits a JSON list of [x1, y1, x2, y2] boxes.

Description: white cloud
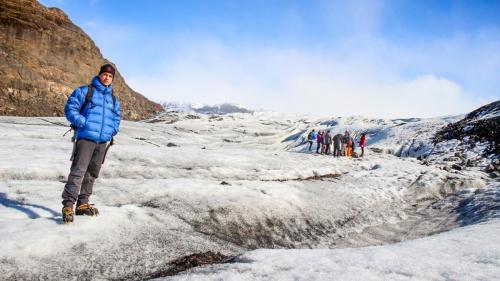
[[126, 38, 484, 118]]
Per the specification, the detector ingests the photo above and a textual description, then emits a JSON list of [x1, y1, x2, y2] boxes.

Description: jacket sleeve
[[64, 87, 86, 128], [112, 98, 121, 136]]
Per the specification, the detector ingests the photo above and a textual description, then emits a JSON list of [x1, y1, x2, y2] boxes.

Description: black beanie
[[99, 64, 115, 76]]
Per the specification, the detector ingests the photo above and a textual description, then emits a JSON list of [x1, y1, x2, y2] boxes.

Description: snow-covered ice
[[168, 218, 500, 281], [0, 112, 498, 280]]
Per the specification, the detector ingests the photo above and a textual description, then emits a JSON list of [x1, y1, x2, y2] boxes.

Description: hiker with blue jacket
[[61, 64, 121, 224], [307, 129, 317, 152]]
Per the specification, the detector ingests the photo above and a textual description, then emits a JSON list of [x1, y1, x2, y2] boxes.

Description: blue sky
[[40, 0, 500, 118]]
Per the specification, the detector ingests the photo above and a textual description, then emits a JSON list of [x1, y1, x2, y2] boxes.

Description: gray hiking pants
[[333, 142, 341, 157], [62, 139, 108, 208]]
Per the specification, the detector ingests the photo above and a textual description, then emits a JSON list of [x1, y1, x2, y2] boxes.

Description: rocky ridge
[[431, 100, 500, 177], [434, 100, 499, 155]]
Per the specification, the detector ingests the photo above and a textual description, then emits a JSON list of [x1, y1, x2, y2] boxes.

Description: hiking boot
[[62, 207, 74, 224], [75, 203, 99, 216]]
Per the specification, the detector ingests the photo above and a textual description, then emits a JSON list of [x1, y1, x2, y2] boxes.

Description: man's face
[[98, 72, 113, 86]]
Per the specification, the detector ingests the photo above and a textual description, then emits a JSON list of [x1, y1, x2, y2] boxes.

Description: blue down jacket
[[65, 76, 121, 142]]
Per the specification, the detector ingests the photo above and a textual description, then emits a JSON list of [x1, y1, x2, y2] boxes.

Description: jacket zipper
[[99, 91, 105, 141]]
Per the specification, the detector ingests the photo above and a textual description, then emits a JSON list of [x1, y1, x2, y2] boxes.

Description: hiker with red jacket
[[316, 130, 324, 153], [359, 133, 367, 157], [61, 64, 121, 224]]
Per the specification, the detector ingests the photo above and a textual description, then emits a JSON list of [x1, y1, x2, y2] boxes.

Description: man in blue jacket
[[62, 64, 121, 223]]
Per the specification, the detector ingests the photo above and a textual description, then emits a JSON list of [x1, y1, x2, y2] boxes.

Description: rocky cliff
[[434, 100, 499, 155], [0, 0, 164, 120]]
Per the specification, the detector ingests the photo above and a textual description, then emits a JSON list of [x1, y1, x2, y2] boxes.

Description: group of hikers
[[306, 129, 366, 158]]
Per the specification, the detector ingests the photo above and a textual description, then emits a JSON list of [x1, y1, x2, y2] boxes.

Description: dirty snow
[[0, 112, 498, 280]]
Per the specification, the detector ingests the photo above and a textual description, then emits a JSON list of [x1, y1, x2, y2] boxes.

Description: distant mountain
[[0, 0, 163, 120], [162, 102, 194, 113], [163, 102, 253, 115]]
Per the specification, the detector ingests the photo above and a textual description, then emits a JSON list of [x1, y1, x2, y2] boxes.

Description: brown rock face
[[0, 0, 164, 120], [434, 100, 500, 155]]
